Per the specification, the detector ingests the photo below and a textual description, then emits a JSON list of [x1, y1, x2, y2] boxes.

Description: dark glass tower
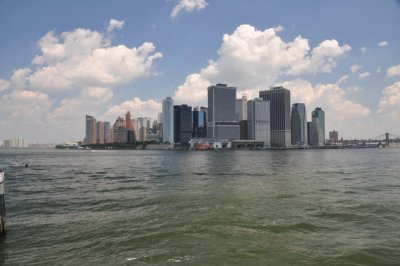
[[291, 103, 307, 146], [174, 104, 193, 146], [259, 86, 291, 147], [193, 107, 207, 138]]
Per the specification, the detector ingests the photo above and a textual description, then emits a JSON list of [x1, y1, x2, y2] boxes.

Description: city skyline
[[1, 1, 400, 143]]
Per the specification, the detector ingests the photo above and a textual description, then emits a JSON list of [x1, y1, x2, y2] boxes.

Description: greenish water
[[0, 149, 400, 265]]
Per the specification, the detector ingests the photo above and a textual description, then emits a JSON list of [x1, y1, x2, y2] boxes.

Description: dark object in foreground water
[[25, 164, 28, 168], [0, 170, 5, 236]]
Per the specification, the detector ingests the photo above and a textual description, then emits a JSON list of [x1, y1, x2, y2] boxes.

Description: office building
[[236, 94, 248, 121], [162, 97, 174, 144], [125, 111, 134, 130], [312, 107, 325, 143], [309, 116, 324, 146], [104, 122, 111, 144], [112, 117, 127, 143], [291, 103, 308, 146], [136, 117, 147, 142], [174, 104, 193, 146], [207, 83, 240, 140], [2, 138, 29, 148], [247, 98, 271, 146], [239, 120, 248, 140], [329, 130, 339, 143], [193, 106, 207, 138], [96, 121, 105, 144], [85, 115, 97, 144], [259, 86, 291, 147]]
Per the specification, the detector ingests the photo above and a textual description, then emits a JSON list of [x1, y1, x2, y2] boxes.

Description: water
[[0, 148, 400, 265]]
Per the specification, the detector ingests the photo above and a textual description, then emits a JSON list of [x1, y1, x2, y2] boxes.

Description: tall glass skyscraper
[[193, 106, 207, 138], [207, 84, 240, 140], [259, 86, 291, 147], [291, 103, 308, 146], [162, 97, 174, 144], [85, 115, 96, 144], [308, 107, 325, 146], [174, 104, 192, 146]]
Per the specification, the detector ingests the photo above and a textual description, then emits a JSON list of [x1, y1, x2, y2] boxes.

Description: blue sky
[[0, 0, 400, 143]]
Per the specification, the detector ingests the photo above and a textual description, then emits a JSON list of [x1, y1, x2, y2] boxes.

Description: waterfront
[[0, 149, 399, 265]]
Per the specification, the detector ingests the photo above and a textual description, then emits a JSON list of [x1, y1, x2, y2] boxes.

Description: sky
[[0, 0, 400, 143]]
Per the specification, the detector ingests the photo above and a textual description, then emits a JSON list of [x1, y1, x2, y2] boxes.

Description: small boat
[[8, 160, 28, 167]]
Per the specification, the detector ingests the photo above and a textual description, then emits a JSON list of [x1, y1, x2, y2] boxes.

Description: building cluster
[[84, 112, 160, 145], [161, 83, 334, 148], [85, 83, 338, 148], [1, 138, 29, 149]]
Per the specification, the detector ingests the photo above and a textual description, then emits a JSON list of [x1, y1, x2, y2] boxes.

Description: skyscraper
[[193, 106, 207, 138], [112, 117, 128, 143], [85, 115, 97, 144], [96, 121, 105, 144], [310, 107, 325, 146], [259, 86, 291, 147], [104, 122, 111, 144], [174, 104, 193, 146], [235, 93, 248, 121], [207, 83, 240, 140], [247, 98, 271, 146], [162, 97, 174, 144], [125, 111, 134, 130], [329, 130, 338, 143], [291, 103, 308, 146]]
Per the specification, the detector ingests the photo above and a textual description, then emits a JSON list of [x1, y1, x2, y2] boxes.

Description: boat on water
[[8, 160, 28, 167]]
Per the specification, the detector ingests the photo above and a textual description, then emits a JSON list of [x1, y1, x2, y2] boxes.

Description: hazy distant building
[[162, 97, 174, 144], [136, 117, 147, 142], [247, 98, 271, 146], [112, 117, 128, 143], [291, 103, 308, 146], [207, 83, 240, 140], [236, 94, 248, 121], [193, 106, 207, 138], [85, 115, 97, 144], [96, 121, 105, 144], [329, 130, 339, 143], [125, 111, 134, 130], [259, 87, 291, 147], [104, 122, 111, 144], [2, 138, 28, 149], [174, 104, 193, 146], [312, 107, 325, 143], [309, 116, 324, 146]]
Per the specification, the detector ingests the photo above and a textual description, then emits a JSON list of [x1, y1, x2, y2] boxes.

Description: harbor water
[[0, 148, 399, 265]]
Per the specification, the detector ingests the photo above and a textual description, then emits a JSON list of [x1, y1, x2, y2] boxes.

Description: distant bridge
[[367, 133, 400, 147]]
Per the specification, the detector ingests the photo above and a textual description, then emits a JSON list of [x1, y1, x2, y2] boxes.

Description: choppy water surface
[[0, 149, 400, 265]]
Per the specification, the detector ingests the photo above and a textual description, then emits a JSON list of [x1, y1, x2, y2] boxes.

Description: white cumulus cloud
[[105, 97, 162, 120], [171, 0, 208, 18], [350, 65, 362, 73], [378, 41, 388, 47], [359, 71, 370, 79], [0, 21, 163, 142], [0, 79, 10, 92], [173, 24, 351, 106], [107, 18, 125, 32], [378, 81, 400, 113], [28, 28, 162, 92], [386, 64, 400, 78]]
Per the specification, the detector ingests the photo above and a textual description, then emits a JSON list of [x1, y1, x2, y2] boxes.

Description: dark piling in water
[[0, 171, 5, 236]]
